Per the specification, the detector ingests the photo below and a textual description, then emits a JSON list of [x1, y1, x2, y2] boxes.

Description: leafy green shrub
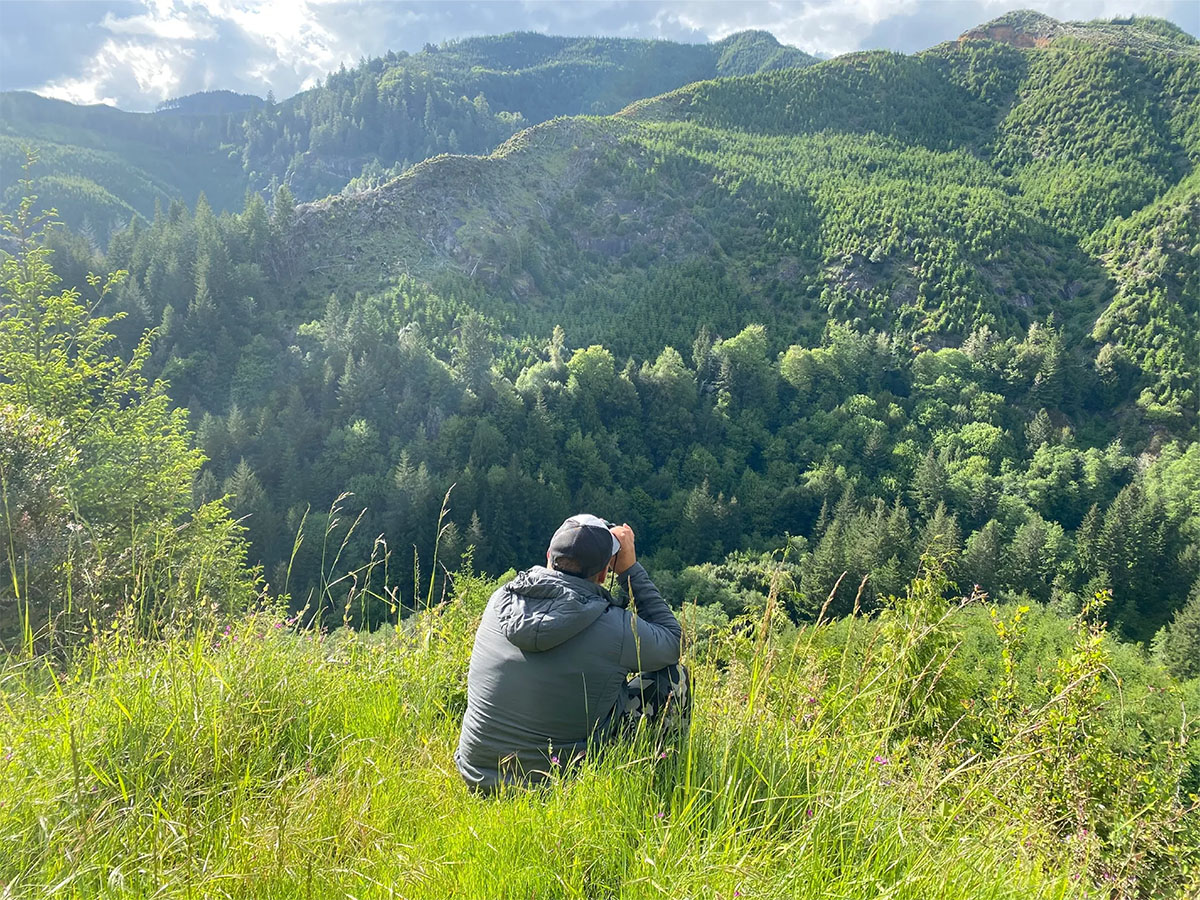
[[0, 177, 258, 647]]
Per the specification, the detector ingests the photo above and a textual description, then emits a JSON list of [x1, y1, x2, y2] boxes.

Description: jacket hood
[[494, 566, 612, 652]]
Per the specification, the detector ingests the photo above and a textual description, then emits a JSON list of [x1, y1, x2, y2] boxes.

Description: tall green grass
[[0, 564, 1195, 898]]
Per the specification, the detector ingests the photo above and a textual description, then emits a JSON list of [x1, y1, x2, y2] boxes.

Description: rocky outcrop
[[958, 12, 1061, 48], [958, 24, 1052, 49]]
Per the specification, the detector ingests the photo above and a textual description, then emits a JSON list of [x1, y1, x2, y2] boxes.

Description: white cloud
[[30, 0, 358, 108], [41, 38, 196, 106], [102, 1, 217, 41], [552, 0, 925, 56], [218, 1, 339, 69]]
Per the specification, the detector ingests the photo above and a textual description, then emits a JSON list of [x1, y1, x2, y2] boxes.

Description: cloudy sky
[[2, 0, 1197, 111]]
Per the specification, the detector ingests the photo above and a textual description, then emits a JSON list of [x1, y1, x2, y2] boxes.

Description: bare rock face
[[958, 25, 1051, 49], [958, 12, 1061, 49]]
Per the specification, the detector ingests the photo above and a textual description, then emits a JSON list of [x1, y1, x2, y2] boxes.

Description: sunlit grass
[[0, 569, 1193, 899]]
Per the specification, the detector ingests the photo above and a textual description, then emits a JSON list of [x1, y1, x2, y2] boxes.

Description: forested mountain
[[0, 30, 814, 237], [155, 90, 266, 117], [4, 12, 1199, 659], [0, 91, 250, 241]]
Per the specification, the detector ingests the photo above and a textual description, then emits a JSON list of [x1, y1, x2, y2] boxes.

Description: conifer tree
[[962, 519, 1003, 596], [1156, 581, 1200, 680]]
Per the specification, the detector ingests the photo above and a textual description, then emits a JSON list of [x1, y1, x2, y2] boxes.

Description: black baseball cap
[[548, 514, 620, 578]]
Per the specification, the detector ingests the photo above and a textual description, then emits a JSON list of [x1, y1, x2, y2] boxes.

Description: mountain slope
[[0, 91, 248, 234], [958, 9, 1200, 53], [277, 14, 1197, 425], [1092, 172, 1200, 423], [0, 31, 815, 233]]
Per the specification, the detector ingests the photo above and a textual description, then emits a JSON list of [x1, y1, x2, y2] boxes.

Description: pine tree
[[271, 183, 295, 233], [467, 510, 487, 570], [692, 325, 716, 386], [225, 403, 252, 454], [962, 519, 1003, 596], [542, 323, 563, 363], [452, 311, 493, 395], [1156, 581, 1200, 680], [919, 502, 962, 573], [223, 457, 266, 516], [1025, 408, 1054, 450], [911, 448, 946, 517]]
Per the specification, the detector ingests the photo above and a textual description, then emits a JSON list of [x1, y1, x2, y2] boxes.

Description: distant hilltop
[[959, 9, 1199, 52], [155, 89, 266, 117]]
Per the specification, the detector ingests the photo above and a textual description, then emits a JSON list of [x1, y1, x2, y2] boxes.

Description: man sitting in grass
[[455, 514, 689, 794]]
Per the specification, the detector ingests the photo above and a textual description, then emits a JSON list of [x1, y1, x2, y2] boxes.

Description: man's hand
[[611, 523, 636, 575]]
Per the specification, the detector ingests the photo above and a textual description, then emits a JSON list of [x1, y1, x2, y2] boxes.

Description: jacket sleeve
[[615, 562, 682, 672]]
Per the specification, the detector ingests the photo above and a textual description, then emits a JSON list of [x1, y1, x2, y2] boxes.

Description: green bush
[[0, 177, 258, 647]]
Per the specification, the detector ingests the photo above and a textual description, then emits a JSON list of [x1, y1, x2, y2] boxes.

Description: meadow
[[2, 563, 1195, 899]]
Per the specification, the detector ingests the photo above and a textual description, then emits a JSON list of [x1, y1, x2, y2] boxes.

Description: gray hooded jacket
[[455, 562, 680, 791]]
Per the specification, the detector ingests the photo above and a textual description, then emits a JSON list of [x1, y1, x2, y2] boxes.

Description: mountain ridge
[[271, 13, 1196, 432], [0, 29, 816, 232], [958, 10, 1199, 53]]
